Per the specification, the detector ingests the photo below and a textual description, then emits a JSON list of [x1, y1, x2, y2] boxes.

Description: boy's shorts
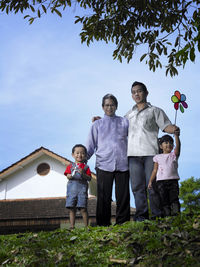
[[66, 180, 88, 209]]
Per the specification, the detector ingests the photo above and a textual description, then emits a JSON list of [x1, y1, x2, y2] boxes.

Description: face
[[103, 98, 117, 117], [160, 141, 174, 154], [72, 147, 86, 163], [131, 85, 148, 104]]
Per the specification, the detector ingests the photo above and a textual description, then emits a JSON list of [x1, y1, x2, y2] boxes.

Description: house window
[[37, 163, 50, 176]]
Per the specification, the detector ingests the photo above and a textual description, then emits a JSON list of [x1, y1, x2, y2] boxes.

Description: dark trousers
[[156, 179, 180, 216], [96, 168, 130, 226]]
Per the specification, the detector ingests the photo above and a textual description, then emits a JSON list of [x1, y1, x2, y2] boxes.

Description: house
[[0, 146, 96, 200], [0, 147, 122, 234]]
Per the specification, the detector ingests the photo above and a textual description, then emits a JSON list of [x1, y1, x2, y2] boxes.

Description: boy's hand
[[67, 174, 73, 180], [78, 168, 83, 175]]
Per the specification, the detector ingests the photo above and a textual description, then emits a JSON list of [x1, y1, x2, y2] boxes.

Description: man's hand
[[92, 116, 101, 122]]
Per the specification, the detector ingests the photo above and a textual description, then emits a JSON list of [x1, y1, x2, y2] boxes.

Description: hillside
[[0, 213, 200, 266]]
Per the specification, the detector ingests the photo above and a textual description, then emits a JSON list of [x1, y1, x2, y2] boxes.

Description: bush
[[179, 177, 200, 214]]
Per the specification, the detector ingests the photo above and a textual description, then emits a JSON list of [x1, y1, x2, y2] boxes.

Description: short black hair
[[102, 94, 118, 108], [72, 144, 87, 154], [158, 135, 174, 145], [131, 81, 147, 93]]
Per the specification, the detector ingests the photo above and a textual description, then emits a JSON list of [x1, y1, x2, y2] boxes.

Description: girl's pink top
[[153, 151, 180, 181]]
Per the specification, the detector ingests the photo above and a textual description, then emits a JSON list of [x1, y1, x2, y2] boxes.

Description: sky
[[0, 5, 199, 207]]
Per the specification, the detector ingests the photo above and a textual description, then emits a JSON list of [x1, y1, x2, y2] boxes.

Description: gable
[[0, 147, 97, 200], [0, 147, 72, 180]]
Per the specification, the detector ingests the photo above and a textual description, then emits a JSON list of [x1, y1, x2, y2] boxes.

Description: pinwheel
[[171, 90, 188, 124]]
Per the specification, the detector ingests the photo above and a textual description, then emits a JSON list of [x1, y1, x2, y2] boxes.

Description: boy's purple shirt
[[86, 114, 129, 172]]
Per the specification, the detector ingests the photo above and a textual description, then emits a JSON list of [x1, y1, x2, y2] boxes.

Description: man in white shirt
[[126, 81, 180, 221]]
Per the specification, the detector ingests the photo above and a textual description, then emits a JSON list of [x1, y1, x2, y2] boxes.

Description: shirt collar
[[103, 114, 117, 119], [132, 102, 152, 111]]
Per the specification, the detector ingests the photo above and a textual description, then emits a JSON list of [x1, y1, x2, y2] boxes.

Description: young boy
[[64, 144, 91, 229]]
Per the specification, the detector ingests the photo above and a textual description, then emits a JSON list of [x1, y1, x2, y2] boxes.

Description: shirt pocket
[[143, 113, 157, 131]]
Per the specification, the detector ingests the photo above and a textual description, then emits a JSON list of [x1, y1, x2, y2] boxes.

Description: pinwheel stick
[[174, 110, 177, 125]]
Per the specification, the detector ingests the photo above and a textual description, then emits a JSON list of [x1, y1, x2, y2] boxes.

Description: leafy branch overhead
[[1, 0, 200, 76]]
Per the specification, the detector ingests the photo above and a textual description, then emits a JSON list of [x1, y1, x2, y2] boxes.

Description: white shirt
[[126, 103, 171, 156]]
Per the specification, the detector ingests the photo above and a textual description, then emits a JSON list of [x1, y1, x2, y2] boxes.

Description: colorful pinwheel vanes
[[171, 90, 188, 113]]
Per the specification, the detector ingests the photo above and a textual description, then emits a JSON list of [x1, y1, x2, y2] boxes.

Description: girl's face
[[160, 141, 174, 154], [72, 147, 86, 163]]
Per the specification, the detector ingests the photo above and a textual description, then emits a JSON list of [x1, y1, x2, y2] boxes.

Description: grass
[[1, 213, 200, 266]]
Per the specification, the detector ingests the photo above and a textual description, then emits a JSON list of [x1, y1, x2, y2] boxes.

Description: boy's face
[[72, 147, 86, 163], [131, 85, 148, 104], [103, 98, 117, 117]]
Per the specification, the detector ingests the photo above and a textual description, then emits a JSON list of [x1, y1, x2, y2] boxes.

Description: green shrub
[[179, 177, 200, 214]]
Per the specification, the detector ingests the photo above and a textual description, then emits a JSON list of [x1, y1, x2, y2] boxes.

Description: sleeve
[[86, 167, 92, 176], [154, 107, 172, 131], [64, 164, 72, 176], [153, 155, 158, 163], [171, 151, 177, 160], [86, 122, 98, 160], [123, 117, 129, 136]]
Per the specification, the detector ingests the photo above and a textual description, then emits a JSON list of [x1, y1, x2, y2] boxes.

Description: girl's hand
[[174, 126, 180, 136], [148, 181, 152, 189]]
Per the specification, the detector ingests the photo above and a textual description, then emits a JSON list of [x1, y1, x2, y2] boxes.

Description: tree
[[179, 177, 200, 214], [1, 0, 200, 76]]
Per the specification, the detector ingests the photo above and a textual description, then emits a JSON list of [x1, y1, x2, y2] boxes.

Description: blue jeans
[[129, 156, 162, 220], [66, 180, 88, 209]]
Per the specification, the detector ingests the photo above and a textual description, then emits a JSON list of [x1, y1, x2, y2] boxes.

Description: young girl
[[148, 133, 181, 217], [64, 144, 91, 229]]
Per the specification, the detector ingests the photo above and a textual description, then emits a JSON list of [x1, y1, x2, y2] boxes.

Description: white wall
[[0, 155, 68, 200]]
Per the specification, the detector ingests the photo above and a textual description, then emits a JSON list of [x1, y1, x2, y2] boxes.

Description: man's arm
[[86, 123, 98, 160]]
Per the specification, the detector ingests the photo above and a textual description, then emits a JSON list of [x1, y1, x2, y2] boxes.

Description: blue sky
[[0, 7, 199, 206]]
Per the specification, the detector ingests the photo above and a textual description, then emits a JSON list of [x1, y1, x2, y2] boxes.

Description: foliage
[[180, 177, 200, 214], [1, 213, 200, 266], [1, 0, 200, 76]]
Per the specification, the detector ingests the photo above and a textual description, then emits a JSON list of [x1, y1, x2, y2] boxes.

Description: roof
[[0, 147, 96, 180], [0, 196, 116, 220]]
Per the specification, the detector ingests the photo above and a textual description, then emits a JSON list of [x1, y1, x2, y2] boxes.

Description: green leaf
[[29, 17, 34, 24], [140, 53, 147, 62], [175, 36, 179, 47], [70, 236, 78, 241], [67, 0, 71, 7], [189, 47, 195, 62], [53, 8, 62, 17], [30, 5, 35, 12], [42, 5, 47, 13]]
